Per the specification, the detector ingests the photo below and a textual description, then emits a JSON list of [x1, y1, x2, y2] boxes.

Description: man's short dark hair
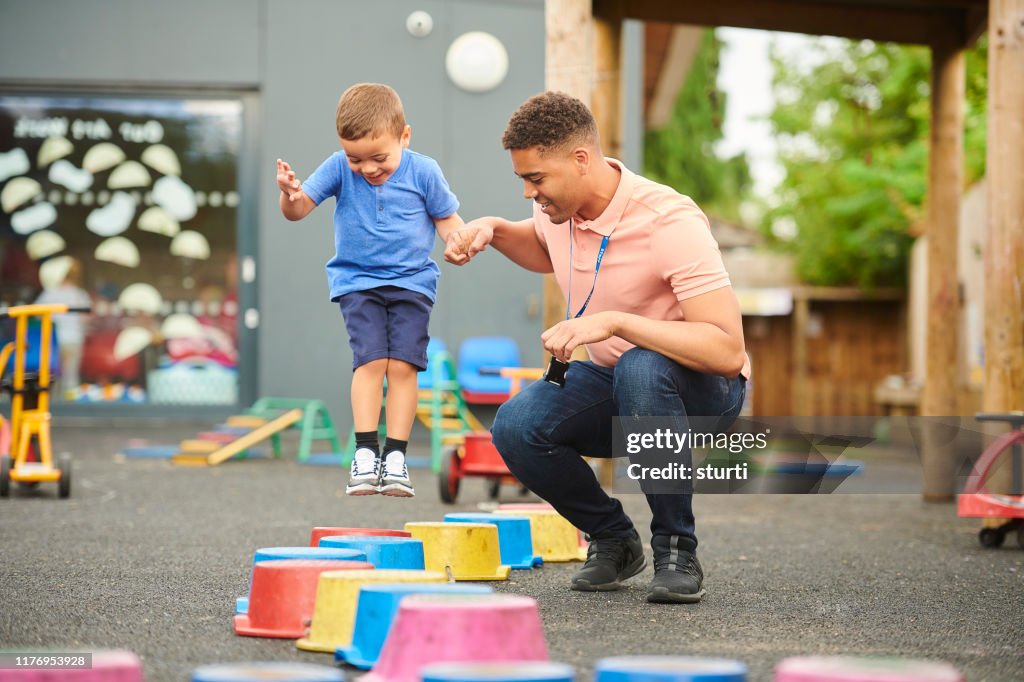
[[501, 91, 599, 154]]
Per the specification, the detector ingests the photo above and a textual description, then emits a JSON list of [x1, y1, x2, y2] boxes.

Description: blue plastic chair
[[417, 337, 448, 389], [457, 336, 520, 403]]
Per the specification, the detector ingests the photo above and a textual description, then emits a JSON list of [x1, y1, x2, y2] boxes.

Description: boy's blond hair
[[336, 83, 406, 141]]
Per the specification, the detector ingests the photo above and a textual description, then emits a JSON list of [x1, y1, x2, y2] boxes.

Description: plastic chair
[[417, 337, 448, 390], [457, 336, 520, 404]]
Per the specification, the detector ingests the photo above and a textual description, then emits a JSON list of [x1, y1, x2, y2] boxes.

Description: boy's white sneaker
[[346, 448, 381, 496], [379, 451, 415, 497]]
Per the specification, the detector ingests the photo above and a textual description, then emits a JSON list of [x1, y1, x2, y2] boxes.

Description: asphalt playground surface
[[1, 421, 1022, 682]]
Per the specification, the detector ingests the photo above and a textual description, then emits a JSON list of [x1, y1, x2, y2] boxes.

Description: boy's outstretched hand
[[444, 221, 494, 265], [276, 159, 303, 201], [276, 159, 316, 221]]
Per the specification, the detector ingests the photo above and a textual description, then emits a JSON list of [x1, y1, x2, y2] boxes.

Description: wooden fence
[[742, 288, 907, 416]]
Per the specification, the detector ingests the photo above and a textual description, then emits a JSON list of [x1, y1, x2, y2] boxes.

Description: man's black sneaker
[[571, 530, 646, 591], [647, 535, 705, 603]]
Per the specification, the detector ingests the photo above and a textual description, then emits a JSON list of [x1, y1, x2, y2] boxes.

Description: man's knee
[[491, 399, 523, 455], [492, 395, 544, 457], [614, 347, 677, 389]]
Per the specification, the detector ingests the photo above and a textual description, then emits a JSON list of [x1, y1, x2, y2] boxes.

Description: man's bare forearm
[[489, 217, 553, 273]]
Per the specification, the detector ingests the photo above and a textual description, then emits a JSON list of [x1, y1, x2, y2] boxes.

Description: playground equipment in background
[[171, 397, 342, 467], [0, 303, 89, 499], [957, 411, 1024, 549], [438, 367, 543, 504], [457, 336, 521, 404], [342, 339, 485, 472]]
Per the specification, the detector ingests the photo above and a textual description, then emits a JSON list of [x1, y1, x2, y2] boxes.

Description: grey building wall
[[0, 0, 547, 428], [261, 0, 547, 428]]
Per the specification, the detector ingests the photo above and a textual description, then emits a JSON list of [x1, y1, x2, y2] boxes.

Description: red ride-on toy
[[438, 367, 543, 504], [439, 431, 520, 503], [957, 412, 1024, 548]]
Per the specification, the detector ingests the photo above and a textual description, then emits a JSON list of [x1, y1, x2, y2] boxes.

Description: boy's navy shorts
[[336, 285, 432, 371]]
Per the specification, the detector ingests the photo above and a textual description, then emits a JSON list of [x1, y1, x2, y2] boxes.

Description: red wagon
[[438, 368, 543, 504]]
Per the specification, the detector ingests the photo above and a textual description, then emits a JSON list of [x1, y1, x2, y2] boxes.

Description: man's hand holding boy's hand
[[444, 220, 495, 265], [276, 159, 304, 201]]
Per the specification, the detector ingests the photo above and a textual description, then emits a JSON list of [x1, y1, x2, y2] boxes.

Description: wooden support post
[[546, 0, 594, 101], [585, 2, 623, 386], [920, 32, 964, 501], [792, 294, 810, 415], [593, 3, 624, 160], [544, 0, 622, 486], [984, 0, 1024, 455], [543, 0, 594, 339], [646, 25, 704, 130]]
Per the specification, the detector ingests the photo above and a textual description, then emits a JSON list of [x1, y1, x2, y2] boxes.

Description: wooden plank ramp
[[171, 409, 303, 467]]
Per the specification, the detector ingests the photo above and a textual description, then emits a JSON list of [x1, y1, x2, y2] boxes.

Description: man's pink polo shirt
[[533, 158, 751, 379]]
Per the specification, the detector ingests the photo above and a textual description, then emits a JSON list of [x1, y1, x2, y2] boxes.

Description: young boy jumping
[[276, 83, 463, 497]]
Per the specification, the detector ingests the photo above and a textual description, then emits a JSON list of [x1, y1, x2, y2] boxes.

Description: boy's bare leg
[[351, 358, 388, 432], [380, 359, 418, 497], [347, 358, 388, 496], [383, 359, 418, 439]]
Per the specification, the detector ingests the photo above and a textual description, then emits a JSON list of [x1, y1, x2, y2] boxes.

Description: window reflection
[[0, 94, 243, 406]]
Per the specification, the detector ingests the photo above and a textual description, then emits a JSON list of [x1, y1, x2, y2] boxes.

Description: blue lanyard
[[566, 220, 610, 320]]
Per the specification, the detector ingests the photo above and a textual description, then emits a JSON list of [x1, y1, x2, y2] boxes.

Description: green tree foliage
[[644, 29, 752, 222], [765, 37, 988, 288]]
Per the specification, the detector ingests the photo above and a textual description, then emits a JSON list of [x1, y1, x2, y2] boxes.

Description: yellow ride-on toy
[[0, 303, 86, 499]]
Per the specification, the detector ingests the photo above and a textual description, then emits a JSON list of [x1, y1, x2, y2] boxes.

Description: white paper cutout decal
[[1, 176, 42, 212], [85, 191, 136, 236], [137, 206, 181, 237], [11, 202, 57, 235], [49, 159, 94, 192], [153, 175, 197, 221], [37, 137, 74, 168], [95, 236, 141, 268], [169, 230, 210, 260], [0, 148, 30, 182], [26, 230, 66, 260]]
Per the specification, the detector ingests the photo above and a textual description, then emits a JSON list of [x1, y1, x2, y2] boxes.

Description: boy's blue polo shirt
[[302, 149, 459, 302]]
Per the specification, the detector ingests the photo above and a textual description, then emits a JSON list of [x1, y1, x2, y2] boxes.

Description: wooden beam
[[920, 35, 964, 501], [610, 0, 965, 47], [965, 4, 989, 46], [646, 25, 704, 129], [643, 23, 673, 119], [792, 286, 905, 302], [984, 0, 1024, 416]]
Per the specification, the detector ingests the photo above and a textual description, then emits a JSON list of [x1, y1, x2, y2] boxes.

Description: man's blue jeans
[[491, 347, 746, 549]]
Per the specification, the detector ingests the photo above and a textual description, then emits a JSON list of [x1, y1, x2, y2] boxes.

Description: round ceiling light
[[445, 31, 509, 93]]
